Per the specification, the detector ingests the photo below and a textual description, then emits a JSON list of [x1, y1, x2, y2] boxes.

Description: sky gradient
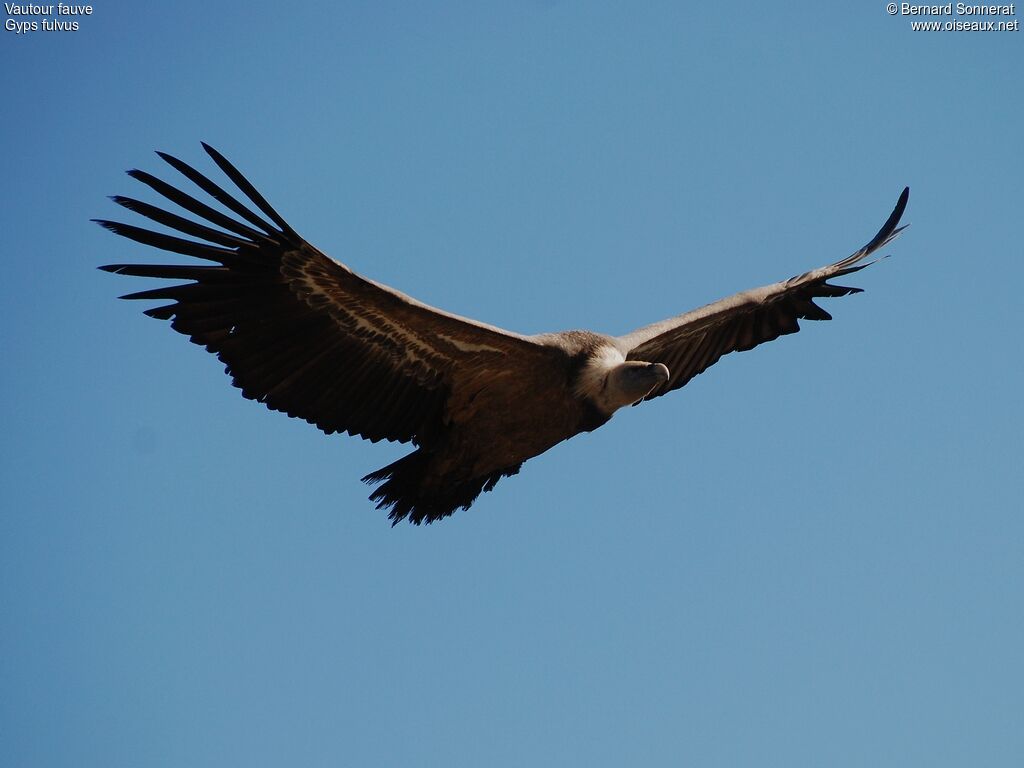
[[3, 2, 1023, 766]]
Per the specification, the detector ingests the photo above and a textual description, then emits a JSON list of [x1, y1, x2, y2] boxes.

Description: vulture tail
[[362, 450, 522, 525]]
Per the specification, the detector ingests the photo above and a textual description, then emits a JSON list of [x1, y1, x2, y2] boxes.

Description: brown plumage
[[98, 144, 908, 523]]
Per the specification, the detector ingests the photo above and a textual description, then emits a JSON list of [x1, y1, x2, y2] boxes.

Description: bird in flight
[[99, 144, 908, 524]]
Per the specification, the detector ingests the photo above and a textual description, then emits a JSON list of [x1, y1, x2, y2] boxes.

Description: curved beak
[[649, 363, 670, 384]]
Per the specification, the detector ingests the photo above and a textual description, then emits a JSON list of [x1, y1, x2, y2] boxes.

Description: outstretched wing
[[98, 143, 555, 446], [617, 187, 909, 401]]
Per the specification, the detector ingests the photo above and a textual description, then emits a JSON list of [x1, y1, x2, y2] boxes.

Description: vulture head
[[609, 361, 670, 407], [583, 357, 670, 414]]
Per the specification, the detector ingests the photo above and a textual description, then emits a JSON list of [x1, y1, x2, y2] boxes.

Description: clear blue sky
[[3, 2, 1022, 766]]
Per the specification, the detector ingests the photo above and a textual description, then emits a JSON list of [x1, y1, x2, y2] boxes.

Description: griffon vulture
[[98, 145, 908, 524]]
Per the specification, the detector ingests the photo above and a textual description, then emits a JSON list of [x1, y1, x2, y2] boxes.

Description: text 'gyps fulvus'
[[99, 145, 908, 524]]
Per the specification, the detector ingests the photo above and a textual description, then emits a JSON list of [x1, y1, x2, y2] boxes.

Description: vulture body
[[99, 145, 908, 524]]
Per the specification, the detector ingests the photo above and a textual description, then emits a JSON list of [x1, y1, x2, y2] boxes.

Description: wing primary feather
[[118, 282, 276, 304], [109, 195, 251, 250], [840, 187, 909, 264], [92, 220, 246, 266], [200, 143, 299, 239], [157, 150, 282, 238], [142, 305, 176, 320], [98, 263, 230, 280], [798, 301, 832, 321], [126, 169, 269, 242]]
